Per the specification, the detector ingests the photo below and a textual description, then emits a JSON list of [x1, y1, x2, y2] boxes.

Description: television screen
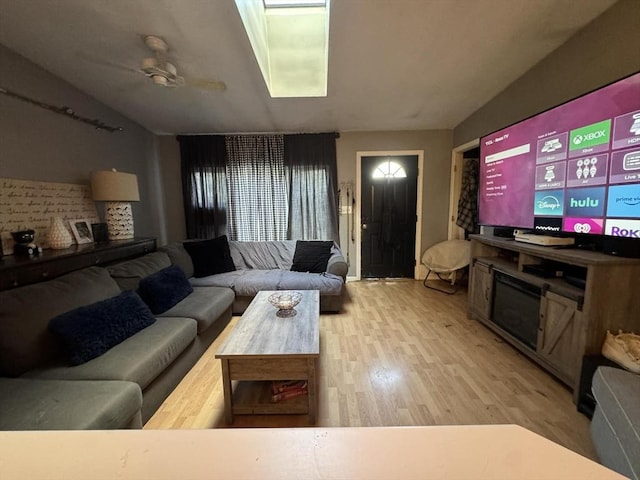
[[479, 72, 640, 240]]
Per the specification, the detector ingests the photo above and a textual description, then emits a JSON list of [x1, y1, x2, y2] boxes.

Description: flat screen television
[[478, 71, 640, 256]]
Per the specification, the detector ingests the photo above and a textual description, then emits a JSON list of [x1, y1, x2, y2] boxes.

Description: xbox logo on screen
[[569, 119, 611, 150]]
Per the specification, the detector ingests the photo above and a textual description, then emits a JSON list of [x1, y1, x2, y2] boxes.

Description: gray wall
[[6, 0, 634, 262], [336, 130, 453, 275], [157, 129, 453, 276], [453, 0, 640, 146], [157, 135, 186, 242], [0, 44, 164, 242]]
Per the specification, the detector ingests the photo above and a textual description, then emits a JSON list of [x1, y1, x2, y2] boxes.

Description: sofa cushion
[[230, 240, 296, 270], [0, 378, 142, 430], [159, 286, 235, 333], [107, 252, 172, 291], [183, 236, 236, 277], [160, 242, 195, 278], [591, 366, 640, 479], [327, 246, 349, 279], [138, 264, 194, 314], [26, 317, 197, 390], [291, 241, 334, 273], [191, 269, 344, 296], [0, 267, 121, 377], [49, 291, 156, 365]]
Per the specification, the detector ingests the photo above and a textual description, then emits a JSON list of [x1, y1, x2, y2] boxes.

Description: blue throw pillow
[[291, 241, 333, 273], [138, 264, 194, 314], [183, 235, 236, 278], [49, 291, 156, 365]]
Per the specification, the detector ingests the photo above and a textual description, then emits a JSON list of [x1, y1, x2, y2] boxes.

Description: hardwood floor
[[144, 279, 597, 460]]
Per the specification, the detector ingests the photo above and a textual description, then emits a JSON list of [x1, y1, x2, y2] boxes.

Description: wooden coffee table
[[215, 290, 320, 424]]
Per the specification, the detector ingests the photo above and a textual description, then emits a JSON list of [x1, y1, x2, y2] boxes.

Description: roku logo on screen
[[605, 219, 640, 237]]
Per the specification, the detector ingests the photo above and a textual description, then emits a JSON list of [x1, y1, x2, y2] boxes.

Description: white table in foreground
[[215, 290, 320, 424], [0, 425, 623, 480]]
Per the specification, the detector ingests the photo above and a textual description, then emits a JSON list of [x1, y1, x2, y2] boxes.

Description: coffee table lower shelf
[[215, 291, 320, 425], [231, 381, 309, 416]]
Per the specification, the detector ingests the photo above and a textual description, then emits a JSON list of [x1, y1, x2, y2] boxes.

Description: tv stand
[[468, 234, 640, 402]]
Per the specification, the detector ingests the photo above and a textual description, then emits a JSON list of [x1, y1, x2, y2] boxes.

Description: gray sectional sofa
[[0, 238, 346, 430], [162, 240, 348, 314], [0, 252, 234, 430], [590, 366, 640, 480]]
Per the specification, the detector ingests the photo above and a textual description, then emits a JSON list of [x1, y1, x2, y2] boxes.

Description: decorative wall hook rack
[[0, 86, 123, 133]]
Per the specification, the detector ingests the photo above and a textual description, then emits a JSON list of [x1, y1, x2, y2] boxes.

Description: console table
[[0, 238, 156, 291], [468, 234, 640, 400], [0, 426, 625, 479]]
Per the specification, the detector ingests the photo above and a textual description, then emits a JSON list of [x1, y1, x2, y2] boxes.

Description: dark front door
[[361, 155, 418, 278]]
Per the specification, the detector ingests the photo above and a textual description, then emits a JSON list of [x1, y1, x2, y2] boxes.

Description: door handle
[[362, 223, 368, 230]]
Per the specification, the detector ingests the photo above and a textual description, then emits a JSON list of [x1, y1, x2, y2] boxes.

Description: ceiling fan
[[84, 35, 226, 91], [138, 35, 225, 91], [138, 35, 226, 91]]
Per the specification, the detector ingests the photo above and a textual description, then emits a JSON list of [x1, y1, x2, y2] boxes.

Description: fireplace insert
[[491, 271, 541, 350]]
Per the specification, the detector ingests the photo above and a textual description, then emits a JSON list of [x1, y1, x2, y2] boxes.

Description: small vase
[[48, 217, 73, 249]]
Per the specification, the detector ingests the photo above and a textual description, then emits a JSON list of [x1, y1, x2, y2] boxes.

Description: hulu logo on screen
[[569, 120, 611, 151]]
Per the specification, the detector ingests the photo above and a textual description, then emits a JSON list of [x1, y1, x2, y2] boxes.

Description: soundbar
[[513, 230, 575, 246]]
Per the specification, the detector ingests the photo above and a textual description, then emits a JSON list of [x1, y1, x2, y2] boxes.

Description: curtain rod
[[0, 86, 124, 133], [175, 131, 340, 138]]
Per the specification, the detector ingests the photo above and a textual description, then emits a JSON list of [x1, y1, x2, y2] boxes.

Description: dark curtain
[[284, 133, 339, 244], [225, 135, 286, 241], [177, 135, 228, 239]]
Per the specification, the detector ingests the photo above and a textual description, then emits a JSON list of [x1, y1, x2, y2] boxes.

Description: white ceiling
[[0, 0, 616, 135]]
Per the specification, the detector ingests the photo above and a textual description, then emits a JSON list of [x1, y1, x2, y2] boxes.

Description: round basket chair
[[421, 239, 471, 294]]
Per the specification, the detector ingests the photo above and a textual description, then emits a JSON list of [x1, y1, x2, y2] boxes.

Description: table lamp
[[90, 169, 140, 240]]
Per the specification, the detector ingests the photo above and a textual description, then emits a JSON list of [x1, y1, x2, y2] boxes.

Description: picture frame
[[69, 219, 94, 244], [91, 222, 109, 243], [0, 231, 14, 256]]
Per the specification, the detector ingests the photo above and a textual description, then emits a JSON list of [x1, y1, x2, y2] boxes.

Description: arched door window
[[372, 160, 407, 179]]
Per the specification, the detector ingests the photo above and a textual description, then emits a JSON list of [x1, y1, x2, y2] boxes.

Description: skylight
[[235, 0, 330, 98], [263, 0, 326, 7]]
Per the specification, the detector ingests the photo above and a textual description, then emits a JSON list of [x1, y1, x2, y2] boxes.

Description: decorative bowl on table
[[268, 291, 302, 318], [11, 230, 35, 244]]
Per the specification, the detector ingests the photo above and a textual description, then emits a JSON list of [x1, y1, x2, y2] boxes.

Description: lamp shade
[[90, 169, 140, 202]]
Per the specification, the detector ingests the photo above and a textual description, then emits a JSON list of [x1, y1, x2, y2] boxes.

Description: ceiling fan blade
[[183, 76, 227, 91]]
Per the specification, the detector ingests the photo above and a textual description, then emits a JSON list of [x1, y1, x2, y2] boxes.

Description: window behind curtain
[[225, 135, 287, 241], [179, 133, 338, 242]]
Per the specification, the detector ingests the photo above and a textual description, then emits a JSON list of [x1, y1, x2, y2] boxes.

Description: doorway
[[448, 140, 480, 240], [358, 153, 420, 279]]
